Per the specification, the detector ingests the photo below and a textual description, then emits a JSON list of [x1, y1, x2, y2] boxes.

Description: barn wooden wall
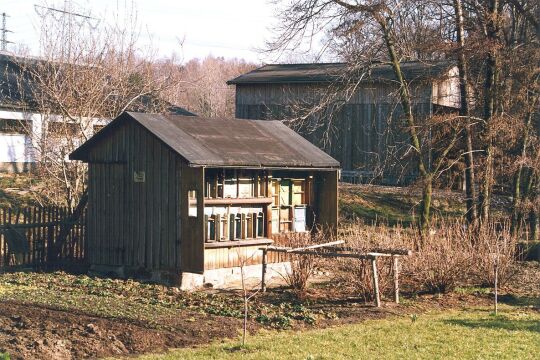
[[180, 163, 205, 273], [86, 120, 182, 272], [234, 82, 433, 183], [315, 170, 339, 235]]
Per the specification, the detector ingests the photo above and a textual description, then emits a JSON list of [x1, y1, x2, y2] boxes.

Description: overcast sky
[[2, 0, 280, 63]]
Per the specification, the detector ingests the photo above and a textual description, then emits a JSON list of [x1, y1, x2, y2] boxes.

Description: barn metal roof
[[227, 61, 454, 85], [70, 111, 340, 169]]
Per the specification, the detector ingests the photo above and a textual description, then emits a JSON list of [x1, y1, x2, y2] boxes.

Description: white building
[[0, 53, 194, 172]]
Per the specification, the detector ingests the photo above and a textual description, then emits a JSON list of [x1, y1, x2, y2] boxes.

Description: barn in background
[[70, 111, 339, 288], [227, 61, 460, 184]]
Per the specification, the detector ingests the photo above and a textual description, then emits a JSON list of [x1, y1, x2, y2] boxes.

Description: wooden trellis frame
[[260, 241, 412, 307]]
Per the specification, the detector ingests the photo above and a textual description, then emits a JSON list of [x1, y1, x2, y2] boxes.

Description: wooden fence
[[0, 206, 86, 270]]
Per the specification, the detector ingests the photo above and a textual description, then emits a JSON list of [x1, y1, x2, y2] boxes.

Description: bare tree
[[268, 0, 466, 231], [236, 249, 262, 347], [14, 1, 174, 209], [451, 0, 478, 225], [163, 56, 256, 118]]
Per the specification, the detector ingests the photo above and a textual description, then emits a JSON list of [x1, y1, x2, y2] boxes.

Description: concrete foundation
[[89, 262, 290, 291], [193, 262, 290, 290]]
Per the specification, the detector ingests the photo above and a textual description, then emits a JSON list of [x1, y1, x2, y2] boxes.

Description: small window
[[292, 180, 305, 205], [0, 119, 31, 134], [238, 176, 253, 198], [188, 190, 198, 217], [223, 170, 237, 198], [48, 121, 80, 137]]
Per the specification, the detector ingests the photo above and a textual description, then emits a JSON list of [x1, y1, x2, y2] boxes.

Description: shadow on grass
[[444, 316, 540, 334], [499, 294, 540, 308], [223, 344, 262, 354], [339, 190, 464, 226]]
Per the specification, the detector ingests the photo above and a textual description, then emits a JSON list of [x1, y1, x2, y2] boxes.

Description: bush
[[471, 221, 519, 287], [330, 218, 519, 297], [406, 220, 474, 293], [276, 232, 321, 298], [408, 219, 520, 293], [331, 221, 407, 301]]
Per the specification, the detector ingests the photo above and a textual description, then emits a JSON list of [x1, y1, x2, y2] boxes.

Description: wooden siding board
[[315, 170, 338, 236], [234, 82, 437, 177], [204, 245, 266, 270], [180, 163, 204, 273], [84, 119, 183, 272]]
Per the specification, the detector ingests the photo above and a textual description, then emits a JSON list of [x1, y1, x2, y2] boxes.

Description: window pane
[[224, 171, 237, 198], [238, 177, 253, 198], [280, 179, 291, 206], [0, 119, 31, 134], [188, 190, 197, 217]]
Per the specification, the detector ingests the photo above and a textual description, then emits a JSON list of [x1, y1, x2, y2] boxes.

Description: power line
[[34, 3, 100, 30], [1, 12, 14, 51]]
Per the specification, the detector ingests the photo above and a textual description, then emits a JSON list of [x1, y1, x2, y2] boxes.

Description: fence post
[[47, 224, 55, 266], [261, 248, 267, 292], [393, 256, 400, 304], [371, 257, 381, 308]]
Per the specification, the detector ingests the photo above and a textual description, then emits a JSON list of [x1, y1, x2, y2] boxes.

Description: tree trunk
[[242, 297, 248, 346], [531, 210, 539, 241], [51, 190, 88, 263], [511, 111, 533, 234], [453, 0, 477, 225], [420, 175, 433, 233], [380, 19, 431, 230], [524, 171, 537, 240], [479, 0, 501, 223]]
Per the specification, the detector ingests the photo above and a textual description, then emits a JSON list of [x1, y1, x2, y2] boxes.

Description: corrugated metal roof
[[70, 111, 340, 169], [227, 61, 455, 85]]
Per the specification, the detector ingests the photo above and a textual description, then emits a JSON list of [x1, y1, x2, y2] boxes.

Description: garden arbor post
[[393, 256, 399, 304], [371, 258, 381, 308]]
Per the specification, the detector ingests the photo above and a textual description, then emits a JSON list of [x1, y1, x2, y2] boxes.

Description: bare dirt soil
[[0, 301, 254, 360], [1, 260, 539, 359], [0, 293, 492, 360]]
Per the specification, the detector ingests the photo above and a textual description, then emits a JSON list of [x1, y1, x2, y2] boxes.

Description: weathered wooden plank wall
[[315, 170, 339, 236], [234, 82, 434, 183], [86, 120, 182, 272], [204, 245, 263, 270], [180, 163, 205, 273]]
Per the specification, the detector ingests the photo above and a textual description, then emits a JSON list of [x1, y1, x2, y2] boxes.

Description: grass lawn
[[137, 307, 540, 360], [339, 184, 467, 225]]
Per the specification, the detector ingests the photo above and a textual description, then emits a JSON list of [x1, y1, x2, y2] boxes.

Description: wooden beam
[[263, 247, 378, 260], [326, 246, 412, 256], [204, 197, 273, 205], [284, 240, 345, 252]]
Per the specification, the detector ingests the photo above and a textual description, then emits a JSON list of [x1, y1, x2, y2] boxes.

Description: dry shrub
[[471, 221, 519, 287], [331, 218, 520, 297], [408, 219, 519, 293], [331, 221, 408, 301], [406, 220, 474, 293], [277, 232, 320, 297]]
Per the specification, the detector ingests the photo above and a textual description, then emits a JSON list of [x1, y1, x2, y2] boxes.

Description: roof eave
[[189, 163, 341, 170]]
